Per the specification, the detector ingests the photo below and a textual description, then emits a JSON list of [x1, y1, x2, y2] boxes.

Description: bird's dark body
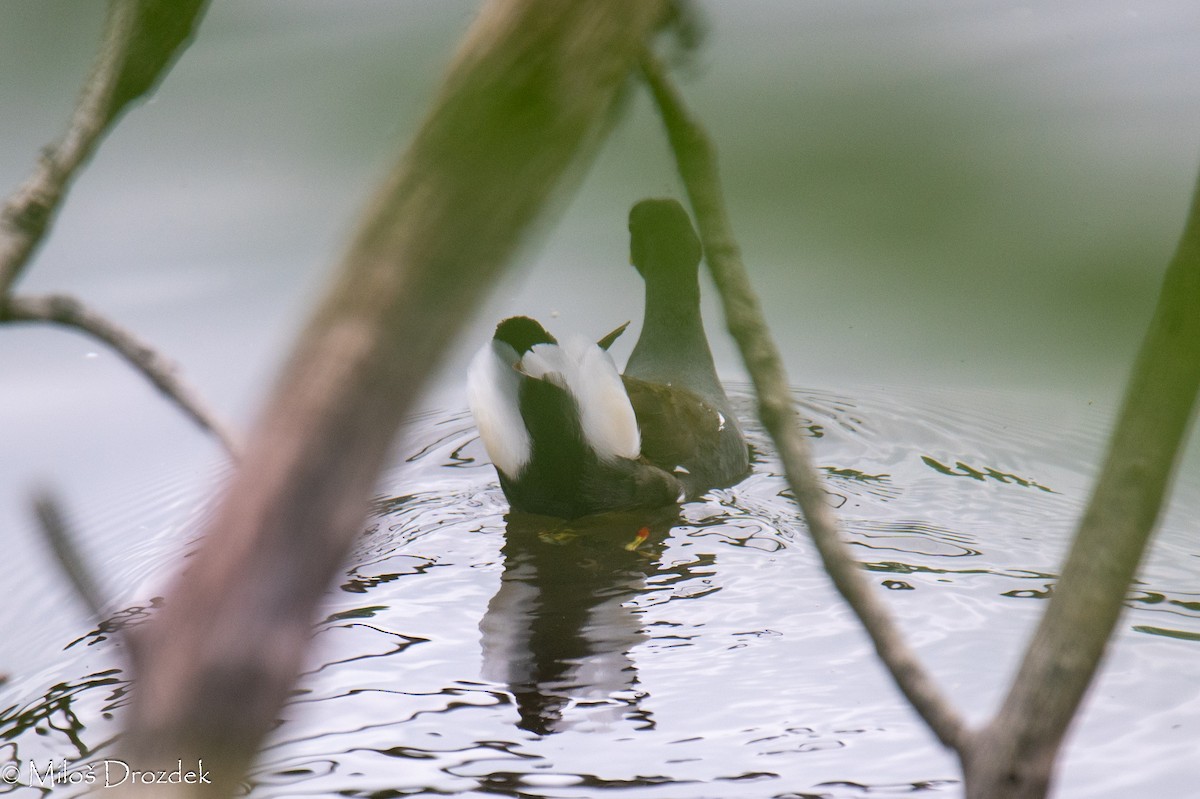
[[469, 198, 750, 520], [622, 375, 744, 499], [499, 375, 680, 518]]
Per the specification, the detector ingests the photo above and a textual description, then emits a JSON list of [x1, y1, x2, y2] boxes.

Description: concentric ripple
[[2, 386, 1197, 798]]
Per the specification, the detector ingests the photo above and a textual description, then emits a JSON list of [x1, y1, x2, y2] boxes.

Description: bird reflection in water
[[479, 506, 681, 735]]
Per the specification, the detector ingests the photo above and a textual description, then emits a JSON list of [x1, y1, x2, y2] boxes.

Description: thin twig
[[0, 0, 232, 456], [0, 0, 208, 296], [5, 293, 241, 457], [32, 490, 108, 621], [640, 51, 968, 750]]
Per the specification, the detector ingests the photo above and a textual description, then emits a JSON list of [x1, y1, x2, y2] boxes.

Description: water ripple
[[3, 385, 1197, 797]]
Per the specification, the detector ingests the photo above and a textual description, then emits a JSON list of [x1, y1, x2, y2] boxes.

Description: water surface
[[2, 386, 1196, 797]]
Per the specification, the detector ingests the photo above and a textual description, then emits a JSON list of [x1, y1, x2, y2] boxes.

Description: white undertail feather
[[519, 336, 641, 462], [467, 340, 531, 478], [520, 341, 570, 387], [470, 330, 641, 476], [566, 336, 641, 461]]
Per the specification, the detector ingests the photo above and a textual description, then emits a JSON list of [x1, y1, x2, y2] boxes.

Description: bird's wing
[[621, 375, 723, 473], [563, 336, 641, 461]]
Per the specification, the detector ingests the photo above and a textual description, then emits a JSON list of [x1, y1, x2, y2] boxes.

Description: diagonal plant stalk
[[643, 47, 1200, 799], [32, 490, 108, 622], [116, 3, 671, 795], [963, 173, 1200, 799], [639, 51, 968, 752]]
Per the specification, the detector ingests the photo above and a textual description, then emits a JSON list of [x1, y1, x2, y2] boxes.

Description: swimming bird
[[467, 198, 749, 518]]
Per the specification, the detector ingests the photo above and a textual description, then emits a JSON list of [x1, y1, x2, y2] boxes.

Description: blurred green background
[[2, 1, 1199, 667]]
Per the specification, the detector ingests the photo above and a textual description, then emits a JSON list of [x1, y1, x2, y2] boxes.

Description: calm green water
[[2, 2, 1200, 796]]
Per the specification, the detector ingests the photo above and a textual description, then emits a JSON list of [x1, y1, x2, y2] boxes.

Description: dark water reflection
[[1, 387, 1198, 797], [480, 508, 679, 736]]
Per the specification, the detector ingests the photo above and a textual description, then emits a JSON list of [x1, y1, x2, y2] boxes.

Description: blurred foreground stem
[[118, 2, 668, 795]]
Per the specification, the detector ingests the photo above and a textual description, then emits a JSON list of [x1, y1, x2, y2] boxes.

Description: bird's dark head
[[494, 316, 556, 355], [629, 198, 702, 281]]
